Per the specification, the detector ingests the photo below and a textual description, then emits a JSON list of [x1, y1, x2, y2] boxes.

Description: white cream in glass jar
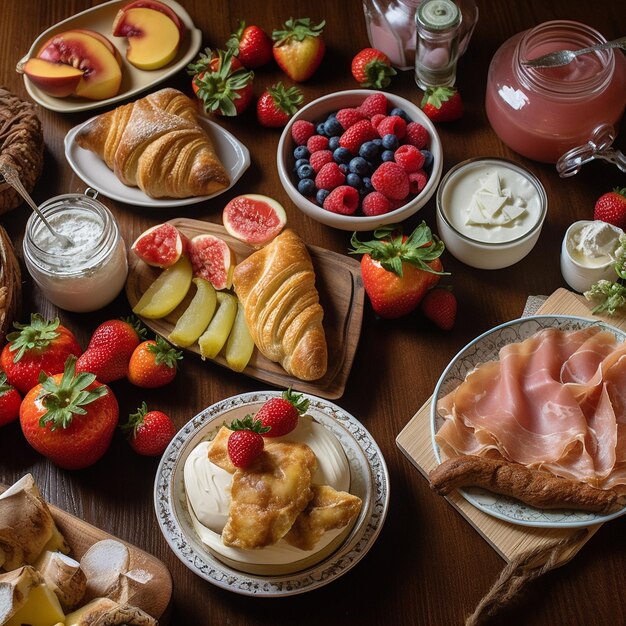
[[23, 189, 128, 312]]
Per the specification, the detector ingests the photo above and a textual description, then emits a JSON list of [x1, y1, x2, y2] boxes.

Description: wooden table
[[1, 1, 625, 624]]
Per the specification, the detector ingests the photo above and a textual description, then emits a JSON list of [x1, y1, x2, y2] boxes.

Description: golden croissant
[[74, 88, 230, 199], [232, 229, 328, 381]]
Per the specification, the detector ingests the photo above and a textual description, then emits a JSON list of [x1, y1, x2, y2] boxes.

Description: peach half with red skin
[[70, 28, 123, 66], [34, 30, 122, 100], [113, 0, 187, 38], [21, 58, 84, 97]]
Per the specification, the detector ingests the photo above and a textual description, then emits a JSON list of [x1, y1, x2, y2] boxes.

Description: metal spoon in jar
[[0, 162, 73, 248], [522, 35, 626, 69]]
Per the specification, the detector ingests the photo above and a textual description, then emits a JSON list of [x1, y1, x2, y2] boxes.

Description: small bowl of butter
[[560, 220, 624, 293], [436, 157, 547, 269]]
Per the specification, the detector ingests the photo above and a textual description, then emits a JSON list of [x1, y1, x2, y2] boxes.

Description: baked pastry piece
[[75, 88, 230, 198], [232, 229, 328, 381]]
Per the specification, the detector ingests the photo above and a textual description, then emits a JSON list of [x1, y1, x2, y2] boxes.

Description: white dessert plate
[[154, 391, 389, 596], [431, 315, 626, 529], [17, 0, 202, 113], [64, 116, 250, 207]]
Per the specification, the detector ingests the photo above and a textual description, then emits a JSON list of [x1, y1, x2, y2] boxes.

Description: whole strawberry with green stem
[[421, 86, 464, 122], [0, 371, 21, 427], [593, 187, 626, 230], [351, 47, 397, 89], [76, 317, 145, 383], [0, 314, 82, 395], [227, 414, 270, 468], [272, 17, 325, 82], [127, 336, 182, 388], [122, 402, 177, 456], [350, 222, 447, 319], [227, 20, 273, 69], [256, 388, 309, 437], [257, 82, 303, 128]]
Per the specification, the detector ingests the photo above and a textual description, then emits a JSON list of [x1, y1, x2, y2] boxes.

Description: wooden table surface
[[1, 1, 625, 625]]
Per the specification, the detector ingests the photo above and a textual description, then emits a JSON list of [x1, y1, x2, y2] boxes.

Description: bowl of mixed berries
[[277, 90, 443, 231]]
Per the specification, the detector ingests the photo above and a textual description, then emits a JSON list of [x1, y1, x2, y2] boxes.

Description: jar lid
[[416, 0, 460, 31]]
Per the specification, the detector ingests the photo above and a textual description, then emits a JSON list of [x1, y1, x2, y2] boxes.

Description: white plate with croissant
[[154, 391, 389, 596]]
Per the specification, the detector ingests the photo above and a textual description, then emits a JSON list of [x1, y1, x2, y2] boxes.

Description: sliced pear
[[168, 278, 217, 347], [132, 254, 192, 319], [198, 292, 238, 359], [224, 302, 255, 372]]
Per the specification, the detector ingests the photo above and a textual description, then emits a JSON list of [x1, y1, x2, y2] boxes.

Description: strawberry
[[226, 414, 270, 468], [19, 356, 119, 470], [0, 371, 21, 427], [272, 17, 325, 82], [420, 287, 457, 330], [323, 186, 360, 215], [350, 223, 447, 319], [188, 48, 254, 116], [359, 92, 388, 118], [227, 20, 273, 69], [351, 47, 396, 89], [593, 188, 626, 229], [127, 337, 182, 388], [257, 82, 303, 128], [76, 317, 145, 383], [371, 161, 410, 200], [420, 86, 464, 122], [256, 388, 309, 437], [338, 119, 378, 154], [122, 402, 176, 456], [0, 314, 82, 395]]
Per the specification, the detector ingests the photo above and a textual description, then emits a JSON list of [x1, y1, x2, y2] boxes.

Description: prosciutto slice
[[436, 326, 626, 493]]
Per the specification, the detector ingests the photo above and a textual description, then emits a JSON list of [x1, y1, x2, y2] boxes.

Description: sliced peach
[[22, 57, 83, 97], [71, 29, 123, 66], [113, 7, 180, 70], [37, 30, 122, 100], [112, 0, 186, 38]]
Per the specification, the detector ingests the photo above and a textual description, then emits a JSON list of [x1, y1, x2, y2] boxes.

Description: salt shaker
[[414, 0, 461, 89]]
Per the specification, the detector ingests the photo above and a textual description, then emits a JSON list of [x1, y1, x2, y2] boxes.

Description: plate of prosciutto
[[430, 315, 626, 528]]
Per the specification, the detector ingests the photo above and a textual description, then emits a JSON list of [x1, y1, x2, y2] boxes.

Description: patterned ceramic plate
[[431, 315, 626, 528], [154, 392, 389, 596]]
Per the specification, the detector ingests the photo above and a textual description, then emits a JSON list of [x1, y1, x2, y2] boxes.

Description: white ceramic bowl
[[277, 90, 443, 231], [436, 157, 547, 269]]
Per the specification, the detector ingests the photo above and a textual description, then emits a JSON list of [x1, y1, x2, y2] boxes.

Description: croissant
[[232, 229, 328, 381], [74, 88, 230, 199]]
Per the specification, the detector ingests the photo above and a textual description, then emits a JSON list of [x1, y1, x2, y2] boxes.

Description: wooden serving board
[[396, 288, 626, 566], [125, 219, 365, 400], [0, 483, 172, 622]]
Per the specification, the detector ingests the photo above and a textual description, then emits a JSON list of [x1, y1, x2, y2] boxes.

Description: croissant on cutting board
[[232, 229, 328, 381], [75, 88, 230, 199]]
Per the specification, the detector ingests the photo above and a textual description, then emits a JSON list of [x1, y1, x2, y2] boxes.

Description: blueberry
[[421, 149, 434, 171], [293, 145, 310, 160], [316, 188, 330, 205], [362, 176, 373, 193], [297, 178, 316, 196], [328, 136, 341, 151], [390, 107, 411, 122], [297, 164, 314, 179], [373, 138, 383, 147], [338, 163, 349, 174], [349, 156, 369, 175], [323, 117, 343, 137], [316, 122, 327, 136], [294, 158, 309, 171], [381, 134, 399, 150], [359, 141, 379, 160], [346, 173, 362, 189], [333, 147, 351, 164], [381, 150, 395, 162]]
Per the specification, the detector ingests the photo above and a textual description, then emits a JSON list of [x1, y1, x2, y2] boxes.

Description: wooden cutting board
[[126, 219, 364, 400], [396, 288, 626, 566]]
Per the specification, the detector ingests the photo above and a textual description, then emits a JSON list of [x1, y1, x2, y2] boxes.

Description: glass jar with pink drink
[[485, 20, 626, 164]]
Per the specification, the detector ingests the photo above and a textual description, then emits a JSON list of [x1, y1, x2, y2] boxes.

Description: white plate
[[65, 116, 250, 207], [431, 315, 626, 529], [18, 0, 202, 113], [154, 391, 389, 596]]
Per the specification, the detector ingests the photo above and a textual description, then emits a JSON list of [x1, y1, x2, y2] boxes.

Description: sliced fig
[[131, 223, 188, 268], [222, 194, 287, 247], [188, 234, 234, 290]]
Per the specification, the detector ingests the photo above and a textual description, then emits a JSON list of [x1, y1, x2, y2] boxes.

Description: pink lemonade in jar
[[486, 21, 626, 163]]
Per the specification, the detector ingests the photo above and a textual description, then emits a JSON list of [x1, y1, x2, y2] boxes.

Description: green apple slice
[[224, 302, 255, 372], [198, 292, 238, 359], [168, 277, 217, 347]]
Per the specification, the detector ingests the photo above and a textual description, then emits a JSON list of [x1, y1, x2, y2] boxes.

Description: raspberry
[[336, 108, 366, 130], [394, 144, 426, 173], [371, 161, 410, 200], [307, 134, 329, 152], [359, 92, 388, 118], [322, 185, 360, 215], [408, 170, 428, 194], [339, 119, 378, 154], [361, 191, 391, 216], [291, 120, 315, 146], [309, 149, 334, 172], [315, 162, 346, 190], [405, 122, 429, 149], [370, 113, 386, 130], [376, 115, 407, 140]]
